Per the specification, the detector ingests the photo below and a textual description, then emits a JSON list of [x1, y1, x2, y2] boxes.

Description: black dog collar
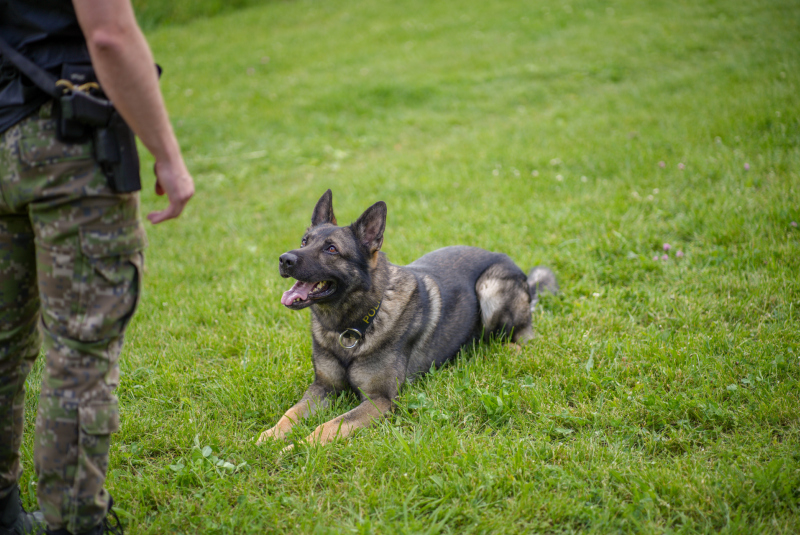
[[338, 299, 382, 349]]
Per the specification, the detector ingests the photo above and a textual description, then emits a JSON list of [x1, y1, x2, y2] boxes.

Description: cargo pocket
[[17, 110, 102, 197], [77, 220, 147, 342], [79, 398, 120, 436]]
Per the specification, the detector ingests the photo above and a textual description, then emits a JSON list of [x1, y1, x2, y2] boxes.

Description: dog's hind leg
[[476, 262, 534, 344]]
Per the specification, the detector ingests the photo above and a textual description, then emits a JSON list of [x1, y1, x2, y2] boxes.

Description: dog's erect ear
[[311, 189, 337, 226], [352, 201, 387, 254]]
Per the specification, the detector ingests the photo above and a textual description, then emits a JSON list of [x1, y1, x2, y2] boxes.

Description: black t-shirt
[[0, 0, 91, 133]]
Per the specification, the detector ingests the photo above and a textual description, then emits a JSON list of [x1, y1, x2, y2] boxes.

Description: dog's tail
[[527, 266, 558, 311]]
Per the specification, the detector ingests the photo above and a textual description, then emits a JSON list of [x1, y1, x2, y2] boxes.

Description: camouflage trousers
[[0, 102, 145, 533]]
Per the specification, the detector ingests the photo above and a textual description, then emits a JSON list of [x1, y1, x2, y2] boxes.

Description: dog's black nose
[[279, 252, 298, 270]]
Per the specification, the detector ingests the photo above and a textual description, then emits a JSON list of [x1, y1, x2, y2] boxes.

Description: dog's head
[[279, 189, 387, 310]]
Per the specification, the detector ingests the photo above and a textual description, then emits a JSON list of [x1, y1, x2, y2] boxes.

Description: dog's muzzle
[[279, 252, 298, 277]]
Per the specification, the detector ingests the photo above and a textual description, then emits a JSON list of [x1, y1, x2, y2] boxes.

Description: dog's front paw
[[256, 426, 286, 445]]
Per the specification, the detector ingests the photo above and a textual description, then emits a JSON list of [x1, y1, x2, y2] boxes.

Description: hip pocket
[[19, 115, 93, 168]]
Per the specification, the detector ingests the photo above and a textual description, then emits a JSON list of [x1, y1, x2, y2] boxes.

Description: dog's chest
[[310, 317, 407, 394]]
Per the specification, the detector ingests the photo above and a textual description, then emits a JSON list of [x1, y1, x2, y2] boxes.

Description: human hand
[[146, 158, 195, 224]]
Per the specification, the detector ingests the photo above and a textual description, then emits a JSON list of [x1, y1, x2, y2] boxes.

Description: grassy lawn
[[21, 0, 800, 532]]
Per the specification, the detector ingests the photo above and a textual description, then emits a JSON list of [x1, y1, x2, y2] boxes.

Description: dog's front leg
[[303, 394, 393, 446], [257, 382, 332, 445]]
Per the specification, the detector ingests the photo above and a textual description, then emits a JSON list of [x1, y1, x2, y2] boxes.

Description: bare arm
[[72, 0, 194, 224]]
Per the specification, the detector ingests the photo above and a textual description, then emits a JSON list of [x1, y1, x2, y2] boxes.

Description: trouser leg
[[32, 192, 144, 534], [0, 102, 146, 533], [0, 215, 42, 498]]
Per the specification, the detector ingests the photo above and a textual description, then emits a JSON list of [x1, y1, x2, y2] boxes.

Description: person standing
[[0, 0, 194, 533]]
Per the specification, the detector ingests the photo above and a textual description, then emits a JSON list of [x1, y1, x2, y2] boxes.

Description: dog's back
[[401, 246, 533, 374]]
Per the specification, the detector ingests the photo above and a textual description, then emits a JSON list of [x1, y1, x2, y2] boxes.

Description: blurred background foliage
[[132, 0, 276, 29]]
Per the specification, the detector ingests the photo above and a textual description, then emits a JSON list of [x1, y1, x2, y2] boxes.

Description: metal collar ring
[[338, 328, 363, 349]]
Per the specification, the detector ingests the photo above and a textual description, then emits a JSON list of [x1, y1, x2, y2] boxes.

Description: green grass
[[21, 0, 800, 532]]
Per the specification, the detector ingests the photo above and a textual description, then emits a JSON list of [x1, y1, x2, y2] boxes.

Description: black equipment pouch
[[61, 63, 97, 86], [56, 88, 111, 140]]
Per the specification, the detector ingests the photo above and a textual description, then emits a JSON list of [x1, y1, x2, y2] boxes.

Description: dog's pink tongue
[[281, 281, 315, 306]]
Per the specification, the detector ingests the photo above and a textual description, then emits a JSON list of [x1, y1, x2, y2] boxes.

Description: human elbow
[[86, 25, 133, 56]]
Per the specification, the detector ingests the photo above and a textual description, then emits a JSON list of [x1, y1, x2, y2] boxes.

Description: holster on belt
[[55, 63, 141, 194]]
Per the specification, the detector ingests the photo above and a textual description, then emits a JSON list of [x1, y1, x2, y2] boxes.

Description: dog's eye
[[301, 238, 307, 247], [326, 245, 337, 254]]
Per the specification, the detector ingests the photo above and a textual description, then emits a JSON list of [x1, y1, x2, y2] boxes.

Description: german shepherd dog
[[257, 190, 557, 448]]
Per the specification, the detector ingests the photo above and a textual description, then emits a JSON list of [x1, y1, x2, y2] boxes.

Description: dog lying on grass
[[257, 190, 557, 447]]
